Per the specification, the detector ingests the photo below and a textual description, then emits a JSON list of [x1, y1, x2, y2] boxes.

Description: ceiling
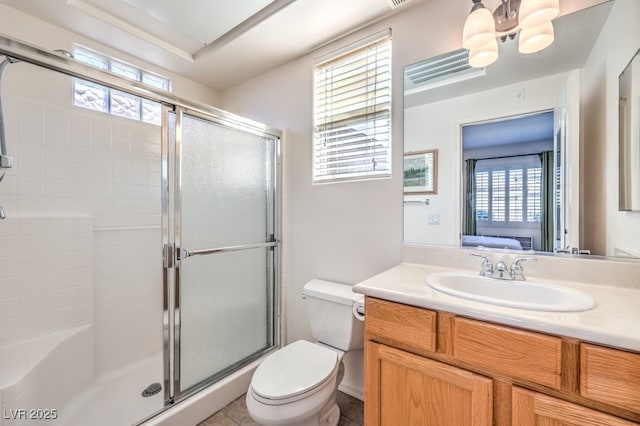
[[463, 111, 554, 150], [0, 0, 425, 91], [404, 0, 613, 108]]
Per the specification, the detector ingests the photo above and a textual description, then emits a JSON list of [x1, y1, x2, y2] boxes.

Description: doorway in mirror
[[461, 111, 557, 253]]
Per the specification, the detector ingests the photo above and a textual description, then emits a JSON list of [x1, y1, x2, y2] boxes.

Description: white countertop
[[353, 262, 640, 352]]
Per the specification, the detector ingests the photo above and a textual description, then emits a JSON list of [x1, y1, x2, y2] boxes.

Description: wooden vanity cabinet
[[366, 341, 493, 425], [364, 297, 640, 426]]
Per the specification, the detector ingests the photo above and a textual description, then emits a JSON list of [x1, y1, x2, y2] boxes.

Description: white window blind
[[474, 156, 542, 225], [476, 171, 489, 221], [509, 169, 524, 222], [313, 32, 392, 183], [527, 168, 542, 222], [491, 170, 506, 222]]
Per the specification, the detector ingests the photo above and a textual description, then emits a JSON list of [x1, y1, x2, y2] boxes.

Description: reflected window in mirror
[[471, 158, 542, 225], [462, 111, 555, 252]]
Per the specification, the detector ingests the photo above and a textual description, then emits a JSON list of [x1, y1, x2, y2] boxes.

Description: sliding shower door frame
[[162, 105, 282, 404], [0, 34, 282, 418]]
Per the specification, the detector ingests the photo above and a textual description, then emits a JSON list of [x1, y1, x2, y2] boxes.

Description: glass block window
[[73, 80, 108, 112], [111, 90, 141, 120], [73, 46, 170, 125]]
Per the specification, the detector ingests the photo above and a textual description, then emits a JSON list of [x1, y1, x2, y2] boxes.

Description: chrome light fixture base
[[493, 0, 521, 34]]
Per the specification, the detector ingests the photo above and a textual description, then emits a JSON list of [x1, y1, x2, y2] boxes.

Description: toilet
[[246, 279, 365, 426]]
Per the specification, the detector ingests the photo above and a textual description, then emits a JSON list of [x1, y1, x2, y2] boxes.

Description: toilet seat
[[250, 340, 339, 405]]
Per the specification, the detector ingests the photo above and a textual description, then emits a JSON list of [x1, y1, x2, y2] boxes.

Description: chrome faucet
[[470, 253, 493, 277], [510, 257, 537, 281], [491, 260, 509, 280], [471, 253, 537, 280]]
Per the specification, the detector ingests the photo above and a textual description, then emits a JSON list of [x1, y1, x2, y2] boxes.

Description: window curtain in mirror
[[464, 159, 477, 236], [539, 151, 554, 251]]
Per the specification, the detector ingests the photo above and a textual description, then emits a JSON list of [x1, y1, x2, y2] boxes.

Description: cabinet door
[[365, 342, 492, 426], [512, 387, 639, 425], [581, 343, 640, 413]]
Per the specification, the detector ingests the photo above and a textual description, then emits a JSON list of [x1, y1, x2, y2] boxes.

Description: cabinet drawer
[[581, 343, 640, 412], [453, 317, 562, 389], [513, 387, 637, 425], [365, 297, 436, 354]]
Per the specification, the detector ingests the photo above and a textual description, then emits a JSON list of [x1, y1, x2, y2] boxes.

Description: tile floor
[[198, 391, 364, 426]]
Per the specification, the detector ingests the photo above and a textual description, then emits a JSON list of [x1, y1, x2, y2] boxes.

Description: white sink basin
[[426, 272, 596, 312]]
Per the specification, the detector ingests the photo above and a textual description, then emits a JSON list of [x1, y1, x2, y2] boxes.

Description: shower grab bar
[[179, 241, 278, 259]]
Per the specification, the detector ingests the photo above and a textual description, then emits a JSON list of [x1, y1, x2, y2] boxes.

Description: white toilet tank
[[302, 279, 364, 351]]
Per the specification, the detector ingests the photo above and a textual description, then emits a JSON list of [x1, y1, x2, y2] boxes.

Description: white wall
[[582, 0, 640, 257], [403, 73, 567, 246]]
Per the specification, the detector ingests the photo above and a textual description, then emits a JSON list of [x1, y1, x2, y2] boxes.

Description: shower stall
[[0, 35, 281, 426]]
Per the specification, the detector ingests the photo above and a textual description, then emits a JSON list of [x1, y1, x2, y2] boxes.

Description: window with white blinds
[[313, 32, 392, 183], [474, 156, 542, 225]]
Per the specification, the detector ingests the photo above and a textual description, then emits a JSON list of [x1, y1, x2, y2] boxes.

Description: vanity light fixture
[[462, 0, 560, 68]]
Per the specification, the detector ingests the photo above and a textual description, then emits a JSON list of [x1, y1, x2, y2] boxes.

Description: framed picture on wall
[[403, 149, 438, 194]]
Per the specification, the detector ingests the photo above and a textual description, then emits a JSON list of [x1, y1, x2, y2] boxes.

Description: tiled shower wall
[[0, 65, 163, 374], [0, 216, 93, 344]]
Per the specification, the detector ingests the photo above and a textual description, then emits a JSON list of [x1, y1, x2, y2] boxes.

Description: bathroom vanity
[[353, 262, 640, 425]]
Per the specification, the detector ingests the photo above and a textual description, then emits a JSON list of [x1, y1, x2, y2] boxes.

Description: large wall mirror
[[619, 48, 640, 212], [403, 0, 640, 260]]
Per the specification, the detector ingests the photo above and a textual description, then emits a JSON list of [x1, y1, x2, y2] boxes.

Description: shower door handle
[[163, 244, 178, 268], [178, 241, 278, 260]]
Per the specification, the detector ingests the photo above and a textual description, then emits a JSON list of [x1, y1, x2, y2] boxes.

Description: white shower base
[[54, 352, 164, 426], [1, 331, 260, 426], [56, 351, 260, 426], [1, 326, 93, 426]]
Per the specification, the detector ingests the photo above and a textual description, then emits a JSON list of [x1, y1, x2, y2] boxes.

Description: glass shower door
[[166, 108, 279, 399]]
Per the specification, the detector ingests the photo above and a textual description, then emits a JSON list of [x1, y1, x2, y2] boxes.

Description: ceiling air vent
[[404, 48, 486, 94], [385, 0, 412, 9]]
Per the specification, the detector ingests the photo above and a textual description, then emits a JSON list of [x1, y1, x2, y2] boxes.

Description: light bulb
[[519, 21, 554, 54], [468, 38, 499, 68], [519, 0, 560, 29], [462, 2, 496, 50]]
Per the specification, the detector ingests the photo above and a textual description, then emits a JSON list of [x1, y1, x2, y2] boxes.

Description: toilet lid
[[251, 340, 338, 401]]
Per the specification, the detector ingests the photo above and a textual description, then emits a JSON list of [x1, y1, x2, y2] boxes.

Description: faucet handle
[[510, 257, 537, 280], [470, 253, 493, 277]]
